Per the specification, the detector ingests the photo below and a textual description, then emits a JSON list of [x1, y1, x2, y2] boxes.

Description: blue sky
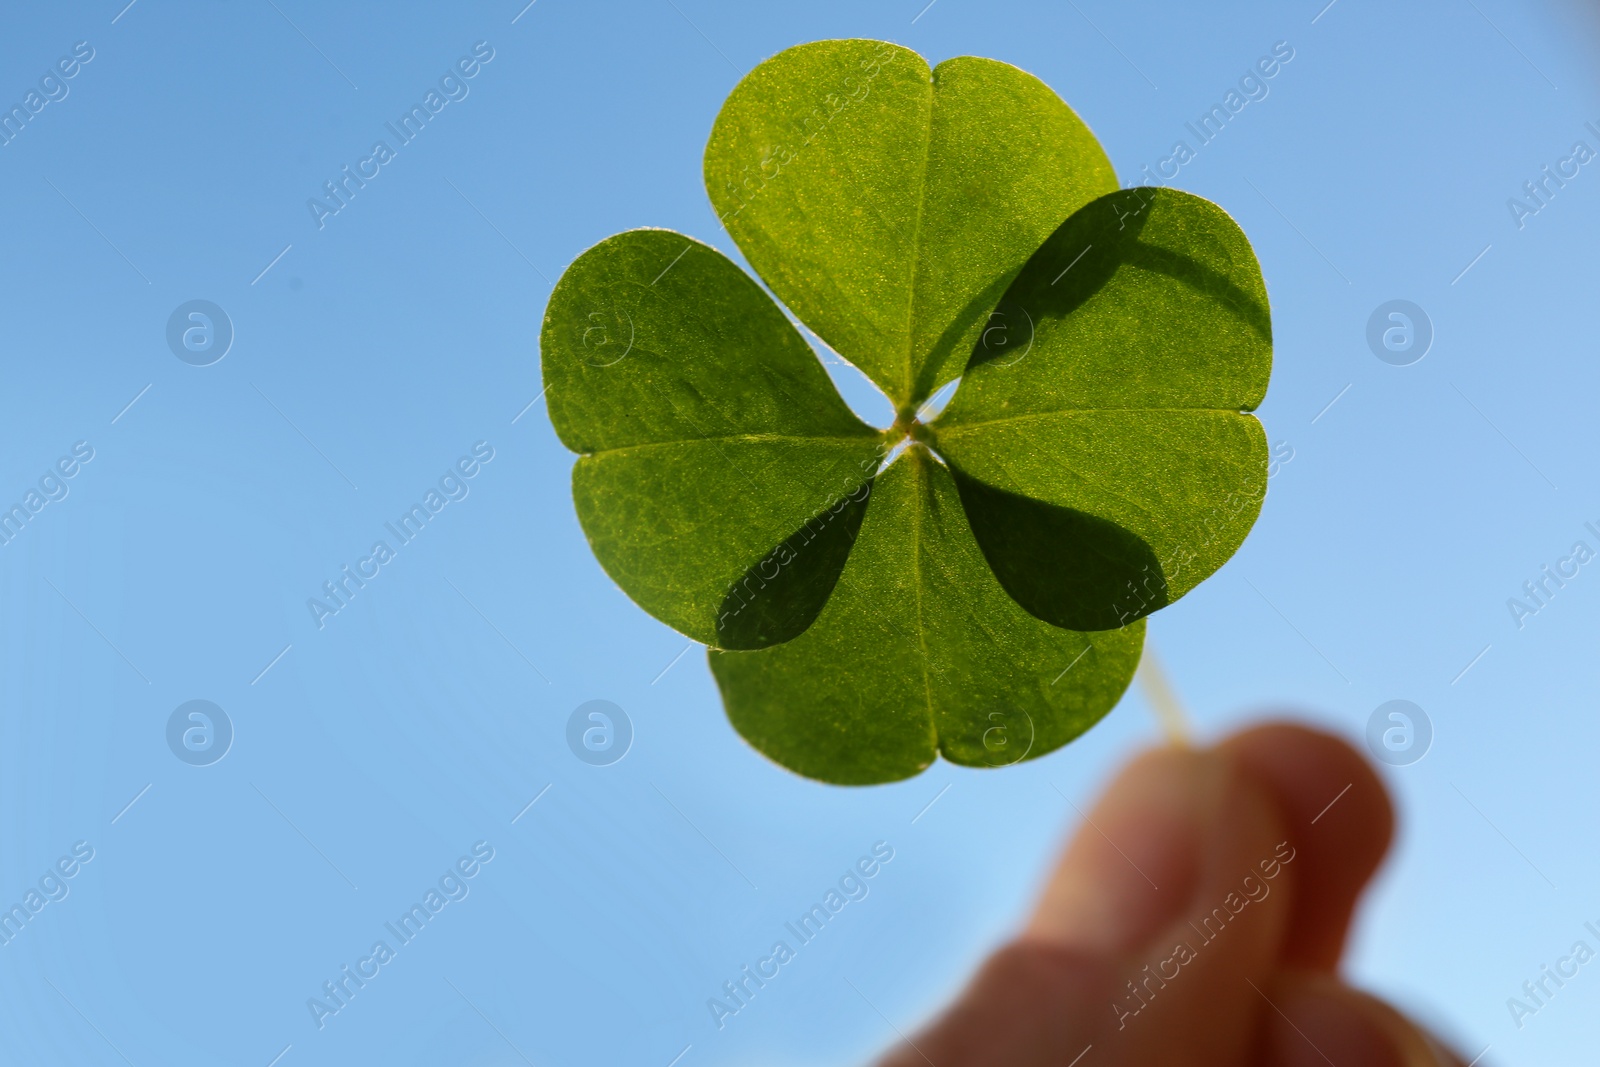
[[0, 1, 1598, 1064]]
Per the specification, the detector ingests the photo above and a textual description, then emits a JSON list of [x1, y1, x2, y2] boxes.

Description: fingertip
[[1219, 721, 1395, 969], [1026, 744, 1227, 953]]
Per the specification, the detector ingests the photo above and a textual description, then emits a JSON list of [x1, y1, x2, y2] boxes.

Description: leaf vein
[[901, 73, 937, 404], [938, 406, 1260, 432], [582, 433, 879, 459]]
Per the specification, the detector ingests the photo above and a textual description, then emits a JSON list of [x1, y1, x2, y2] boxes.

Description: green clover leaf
[[540, 40, 1272, 784], [930, 185, 1274, 632]]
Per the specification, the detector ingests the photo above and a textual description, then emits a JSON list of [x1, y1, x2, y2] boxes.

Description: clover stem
[[1135, 644, 1192, 748]]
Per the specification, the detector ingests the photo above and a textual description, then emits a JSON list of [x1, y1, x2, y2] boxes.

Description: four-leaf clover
[[541, 39, 1273, 784]]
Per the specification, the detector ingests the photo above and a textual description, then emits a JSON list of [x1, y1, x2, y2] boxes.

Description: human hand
[[878, 723, 1468, 1067]]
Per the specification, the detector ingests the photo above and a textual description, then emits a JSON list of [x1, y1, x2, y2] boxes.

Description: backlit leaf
[[930, 188, 1273, 631], [542, 229, 886, 648]]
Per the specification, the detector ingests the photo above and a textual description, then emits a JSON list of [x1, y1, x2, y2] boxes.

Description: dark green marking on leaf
[[715, 475, 875, 649], [946, 467, 1168, 632]]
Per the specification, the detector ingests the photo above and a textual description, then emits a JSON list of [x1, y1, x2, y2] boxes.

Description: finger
[[1255, 973, 1469, 1067], [880, 743, 1292, 1066], [1220, 723, 1395, 970], [1026, 744, 1230, 954], [1088, 745, 1293, 1064]]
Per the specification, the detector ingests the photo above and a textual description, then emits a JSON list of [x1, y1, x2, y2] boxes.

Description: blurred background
[[0, 0, 1597, 1063]]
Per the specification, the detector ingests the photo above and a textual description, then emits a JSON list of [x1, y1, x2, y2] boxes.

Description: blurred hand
[[878, 723, 1467, 1067]]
